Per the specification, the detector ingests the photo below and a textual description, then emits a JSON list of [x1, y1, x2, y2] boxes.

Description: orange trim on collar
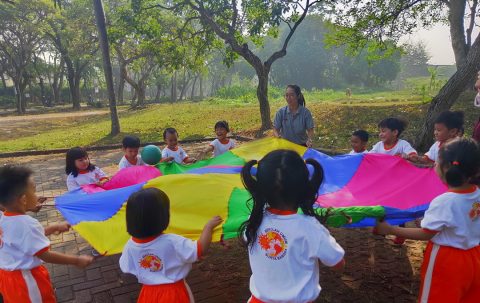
[[383, 140, 399, 151], [448, 185, 478, 194], [78, 170, 90, 175], [126, 157, 138, 165], [3, 211, 24, 216], [219, 138, 230, 145], [268, 208, 297, 215], [167, 146, 179, 152], [132, 234, 162, 244]]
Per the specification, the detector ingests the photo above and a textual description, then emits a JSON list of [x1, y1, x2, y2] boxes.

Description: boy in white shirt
[[118, 135, 146, 170], [198, 120, 236, 159], [349, 129, 369, 154], [161, 128, 196, 164], [369, 117, 417, 159], [0, 165, 93, 302]]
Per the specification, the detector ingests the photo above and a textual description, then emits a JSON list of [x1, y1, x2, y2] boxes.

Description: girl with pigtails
[[239, 149, 345, 303], [376, 138, 480, 303]]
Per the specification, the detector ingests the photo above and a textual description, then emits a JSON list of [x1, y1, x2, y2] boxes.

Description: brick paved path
[[2, 145, 231, 303]]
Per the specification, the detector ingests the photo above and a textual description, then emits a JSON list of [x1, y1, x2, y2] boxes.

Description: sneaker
[[393, 236, 406, 245]]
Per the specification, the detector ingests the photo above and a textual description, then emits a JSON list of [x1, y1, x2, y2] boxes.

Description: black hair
[[214, 120, 230, 132], [378, 117, 408, 137], [0, 165, 33, 207], [239, 150, 324, 248], [163, 127, 178, 140], [65, 147, 95, 177], [286, 84, 306, 107], [434, 111, 464, 131], [122, 135, 141, 148], [438, 138, 480, 187], [352, 130, 369, 142], [126, 187, 170, 238]]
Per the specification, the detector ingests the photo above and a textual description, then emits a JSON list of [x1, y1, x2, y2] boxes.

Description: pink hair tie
[[452, 161, 460, 165]]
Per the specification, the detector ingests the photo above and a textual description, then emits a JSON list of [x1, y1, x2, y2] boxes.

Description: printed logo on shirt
[[95, 173, 100, 180], [139, 254, 163, 272], [469, 202, 480, 221], [258, 228, 288, 260]]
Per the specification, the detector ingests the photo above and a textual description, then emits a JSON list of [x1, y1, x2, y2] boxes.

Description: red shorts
[[0, 265, 55, 303], [138, 280, 191, 303], [418, 242, 480, 303]]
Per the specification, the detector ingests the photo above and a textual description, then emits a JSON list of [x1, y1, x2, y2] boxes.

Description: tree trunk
[[191, 74, 198, 99], [135, 81, 146, 107], [256, 67, 272, 130], [64, 57, 80, 108], [415, 32, 480, 151], [155, 83, 161, 102], [73, 71, 82, 109], [1, 73, 7, 89], [449, 0, 468, 69], [199, 75, 203, 99], [38, 77, 48, 107], [171, 71, 177, 102], [93, 0, 120, 135], [118, 70, 125, 104]]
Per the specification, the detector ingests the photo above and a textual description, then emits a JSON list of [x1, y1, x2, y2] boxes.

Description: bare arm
[[198, 216, 223, 254], [375, 221, 435, 241], [273, 128, 281, 138], [38, 251, 94, 268], [44, 222, 70, 236], [306, 128, 314, 147], [198, 145, 214, 160]]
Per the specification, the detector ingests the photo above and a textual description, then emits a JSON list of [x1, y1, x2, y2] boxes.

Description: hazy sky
[[404, 23, 480, 65]]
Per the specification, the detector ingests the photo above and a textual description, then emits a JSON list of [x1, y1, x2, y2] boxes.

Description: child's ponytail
[[300, 159, 324, 223], [239, 160, 266, 248], [445, 162, 468, 187], [439, 139, 480, 187]]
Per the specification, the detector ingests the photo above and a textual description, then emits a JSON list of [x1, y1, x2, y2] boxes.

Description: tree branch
[[466, 0, 478, 48]]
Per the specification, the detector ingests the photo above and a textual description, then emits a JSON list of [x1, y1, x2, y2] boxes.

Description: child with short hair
[[369, 117, 417, 160], [119, 135, 146, 170], [375, 138, 480, 303], [198, 120, 236, 159], [349, 129, 369, 154], [161, 128, 196, 164], [412, 111, 464, 165], [0, 165, 94, 302], [240, 150, 345, 303], [119, 188, 222, 302], [66, 147, 109, 191]]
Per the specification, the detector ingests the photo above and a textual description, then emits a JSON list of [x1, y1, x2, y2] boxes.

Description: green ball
[[141, 145, 162, 165]]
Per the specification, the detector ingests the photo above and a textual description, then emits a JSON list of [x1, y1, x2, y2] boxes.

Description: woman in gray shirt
[[273, 85, 315, 147]]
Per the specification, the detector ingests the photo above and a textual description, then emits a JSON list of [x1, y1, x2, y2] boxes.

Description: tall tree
[[46, 0, 99, 109], [328, 0, 480, 150], [0, 0, 53, 114], [137, 0, 322, 130], [93, 0, 120, 135]]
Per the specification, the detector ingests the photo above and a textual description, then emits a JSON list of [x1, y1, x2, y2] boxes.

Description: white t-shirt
[[0, 213, 50, 270], [119, 234, 199, 285], [424, 141, 441, 163], [209, 139, 235, 157], [421, 187, 480, 250], [348, 149, 367, 155], [369, 139, 417, 156], [248, 209, 345, 303], [66, 166, 107, 191], [118, 155, 146, 170], [161, 146, 188, 164]]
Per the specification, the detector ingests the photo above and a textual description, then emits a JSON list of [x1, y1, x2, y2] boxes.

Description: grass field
[[0, 85, 478, 153]]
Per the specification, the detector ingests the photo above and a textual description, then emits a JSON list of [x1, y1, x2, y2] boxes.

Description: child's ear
[[393, 129, 399, 137]]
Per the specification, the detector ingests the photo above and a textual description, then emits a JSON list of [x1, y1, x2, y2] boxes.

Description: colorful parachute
[[55, 138, 446, 255]]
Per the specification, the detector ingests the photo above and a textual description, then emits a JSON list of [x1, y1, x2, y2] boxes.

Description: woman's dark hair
[[122, 135, 141, 148], [378, 117, 408, 137], [214, 120, 230, 132], [163, 127, 178, 140], [239, 150, 324, 248], [126, 188, 170, 238], [0, 165, 33, 207], [352, 130, 369, 142], [438, 138, 480, 187], [434, 111, 464, 131], [286, 84, 306, 107], [65, 147, 95, 177]]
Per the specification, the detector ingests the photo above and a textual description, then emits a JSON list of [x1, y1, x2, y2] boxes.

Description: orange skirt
[[418, 242, 480, 303], [0, 265, 55, 303], [138, 280, 192, 303]]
